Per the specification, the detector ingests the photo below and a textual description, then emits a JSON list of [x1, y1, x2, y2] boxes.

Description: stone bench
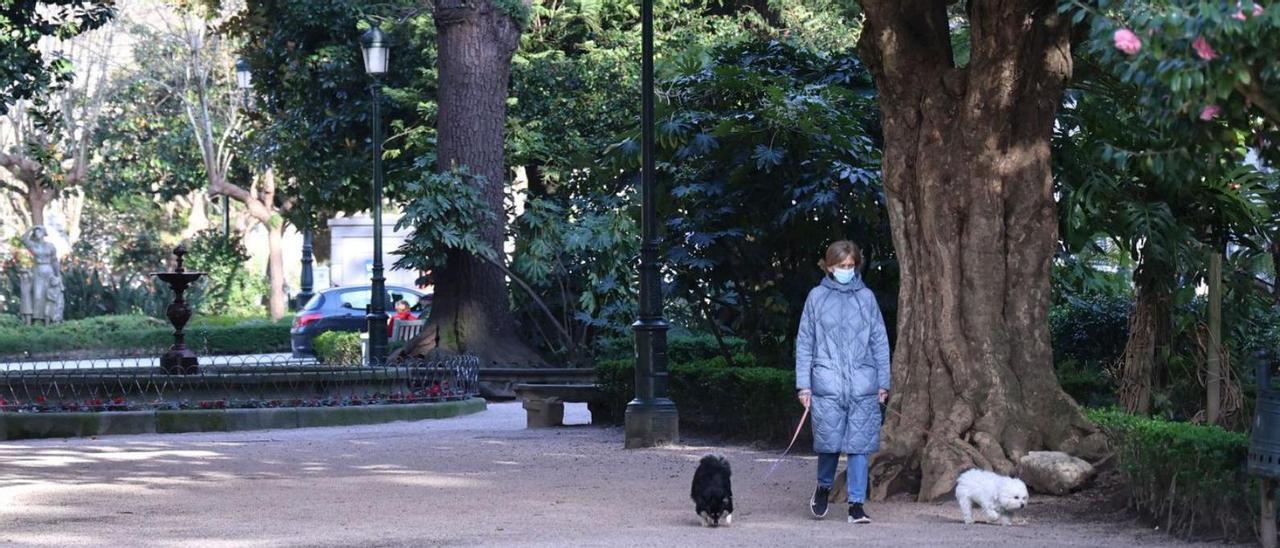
[[512, 383, 611, 428]]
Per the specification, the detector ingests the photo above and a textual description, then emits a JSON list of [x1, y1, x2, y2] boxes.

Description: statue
[[20, 226, 63, 325]]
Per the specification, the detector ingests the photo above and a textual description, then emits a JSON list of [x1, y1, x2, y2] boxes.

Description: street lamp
[[229, 57, 252, 238], [296, 206, 316, 311], [624, 0, 679, 447], [235, 58, 253, 92], [360, 25, 389, 365]]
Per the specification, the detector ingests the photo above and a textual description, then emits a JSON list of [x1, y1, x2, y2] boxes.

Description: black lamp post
[[232, 57, 253, 239], [624, 0, 678, 448], [296, 206, 315, 310], [360, 25, 389, 365]]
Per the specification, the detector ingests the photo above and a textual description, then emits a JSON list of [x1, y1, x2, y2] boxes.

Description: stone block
[[1017, 451, 1095, 495], [523, 398, 564, 428]]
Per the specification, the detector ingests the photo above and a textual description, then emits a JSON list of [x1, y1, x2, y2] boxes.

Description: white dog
[[954, 469, 1029, 525]]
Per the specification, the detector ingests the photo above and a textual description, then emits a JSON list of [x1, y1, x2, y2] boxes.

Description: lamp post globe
[[360, 24, 390, 365], [235, 58, 252, 91], [360, 26, 389, 76]]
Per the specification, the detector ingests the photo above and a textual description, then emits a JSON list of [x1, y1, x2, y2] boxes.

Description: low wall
[[0, 397, 486, 441]]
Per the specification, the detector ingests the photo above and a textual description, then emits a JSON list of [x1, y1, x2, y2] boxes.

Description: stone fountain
[[153, 245, 205, 375]]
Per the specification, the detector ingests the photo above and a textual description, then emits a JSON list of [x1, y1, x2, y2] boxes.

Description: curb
[[0, 398, 486, 441]]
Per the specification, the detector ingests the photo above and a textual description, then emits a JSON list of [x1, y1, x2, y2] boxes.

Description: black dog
[[691, 454, 734, 527]]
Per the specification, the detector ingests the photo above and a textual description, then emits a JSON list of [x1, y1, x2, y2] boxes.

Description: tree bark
[[408, 0, 543, 365], [1117, 260, 1172, 415], [266, 219, 287, 321], [859, 0, 1103, 502], [209, 167, 290, 321]]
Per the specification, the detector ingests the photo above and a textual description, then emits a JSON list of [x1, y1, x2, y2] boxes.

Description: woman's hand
[[797, 389, 811, 409], [878, 389, 889, 405]]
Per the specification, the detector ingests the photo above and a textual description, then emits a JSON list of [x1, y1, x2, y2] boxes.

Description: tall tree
[[406, 0, 542, 364], [127, 3, 292, 319], [0, 0, 114, 109], [0, 15, 116, 232], [857, 1, 1104, 501]]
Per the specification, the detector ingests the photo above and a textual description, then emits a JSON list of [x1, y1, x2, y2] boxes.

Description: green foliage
[[0, 0, 114, 111], [1051, 292, 1132, 365], [1064, 0, 1279, 162], [221, 0, 431, 223], [1050, 292, 1131, 407], [509, 193, 638, 361], [184, 229, 265, 317], [597, 333, 749, 364], [596, 355, 804, 445], [312, 331, 363, 365], [393, 166, 499, 275], [0, 315, 291, 356], [605, 39, 890, 358], [492, 0, 532, 30], [1088, 408, 1255, 542]]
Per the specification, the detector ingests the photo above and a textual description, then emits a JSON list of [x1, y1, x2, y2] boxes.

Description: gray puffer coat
[[795, 275, 891, 455]]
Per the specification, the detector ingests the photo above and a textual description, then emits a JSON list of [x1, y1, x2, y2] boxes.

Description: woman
[[795, 240, 891, 524], [21, 226, 61, 325]]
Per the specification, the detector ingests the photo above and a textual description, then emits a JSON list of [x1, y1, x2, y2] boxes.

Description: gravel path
[[0, 402, 1201, 547]]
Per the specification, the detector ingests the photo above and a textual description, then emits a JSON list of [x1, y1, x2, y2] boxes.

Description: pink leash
[[762, 404, 809, 482]]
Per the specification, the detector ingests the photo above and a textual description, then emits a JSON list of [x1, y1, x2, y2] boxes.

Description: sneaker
[[848, 503, 871, 524], [809, 485, 831, 518]]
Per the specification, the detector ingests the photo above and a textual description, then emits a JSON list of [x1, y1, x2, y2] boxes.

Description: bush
[[184, 229, 266, 317], [0, 314, 291, 356], [596, 334, 750, 364], [1089, 408, 1256, 542], [313, 331, 363, 365], [1051, 293, 1131, 365], [597, 355, 805, 446]]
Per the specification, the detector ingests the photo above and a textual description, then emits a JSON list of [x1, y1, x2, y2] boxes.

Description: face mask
[[832, 267, 857, 284]]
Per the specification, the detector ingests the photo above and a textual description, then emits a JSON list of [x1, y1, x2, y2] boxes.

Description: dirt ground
[[0, 402, 1206, 547]]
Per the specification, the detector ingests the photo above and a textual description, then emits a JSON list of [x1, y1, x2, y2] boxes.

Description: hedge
[[596, 356, 806, 446], [313, 331, 363, 364], [1090, 408, 1258, 542], [596, 334, 751, 365], [0, 314, 292, 356]]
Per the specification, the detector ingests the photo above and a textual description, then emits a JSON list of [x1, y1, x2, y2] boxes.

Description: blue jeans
[[817, 452, 868, 504]]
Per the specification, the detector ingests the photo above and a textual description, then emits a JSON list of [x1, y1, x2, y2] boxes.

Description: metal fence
[[0, 352, 480, 412]]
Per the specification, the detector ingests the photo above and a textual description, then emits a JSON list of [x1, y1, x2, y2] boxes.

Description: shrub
[[1089, 408, 1256, 542], [184, 229, 266, 316], [0, 314, 291, 356], [1050, 292, 1131, 365], [313, 331, 363, 365], [597, 355, 806, 446], [596, 334, 750, 364]]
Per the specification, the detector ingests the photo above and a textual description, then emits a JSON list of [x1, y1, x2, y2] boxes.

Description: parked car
[[291, 285, 430, 357]]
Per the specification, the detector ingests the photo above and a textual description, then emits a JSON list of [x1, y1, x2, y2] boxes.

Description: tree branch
[[480, 254, 575, 352], [1236, 73, 1280, 128]]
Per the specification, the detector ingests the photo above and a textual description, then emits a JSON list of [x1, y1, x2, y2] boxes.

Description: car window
[[337, 290, 373, 310], [389, 290, 421, 310], [302, 294, 324, 311]]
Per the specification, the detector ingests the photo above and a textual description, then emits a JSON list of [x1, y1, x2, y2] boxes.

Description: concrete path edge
[[0, 398, 486, 441]]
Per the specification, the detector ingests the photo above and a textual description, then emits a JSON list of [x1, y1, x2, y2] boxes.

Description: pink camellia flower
[[1200, 105, 1222, 121], [1192, 36, 1217, 60], [1113, 28, 1142, 55], [1234, 9, 1248, 20]]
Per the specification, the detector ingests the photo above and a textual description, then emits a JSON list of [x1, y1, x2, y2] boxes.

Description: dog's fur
[[691, 454, 734, 527], [954, 469, 1029, 525]]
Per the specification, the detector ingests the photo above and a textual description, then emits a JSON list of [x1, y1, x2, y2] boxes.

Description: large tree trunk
[[1117, 260, 1172, 415], [859, 1, 1104, 502], [409, 0, 542, 365], [266, 219, 287, 321]]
